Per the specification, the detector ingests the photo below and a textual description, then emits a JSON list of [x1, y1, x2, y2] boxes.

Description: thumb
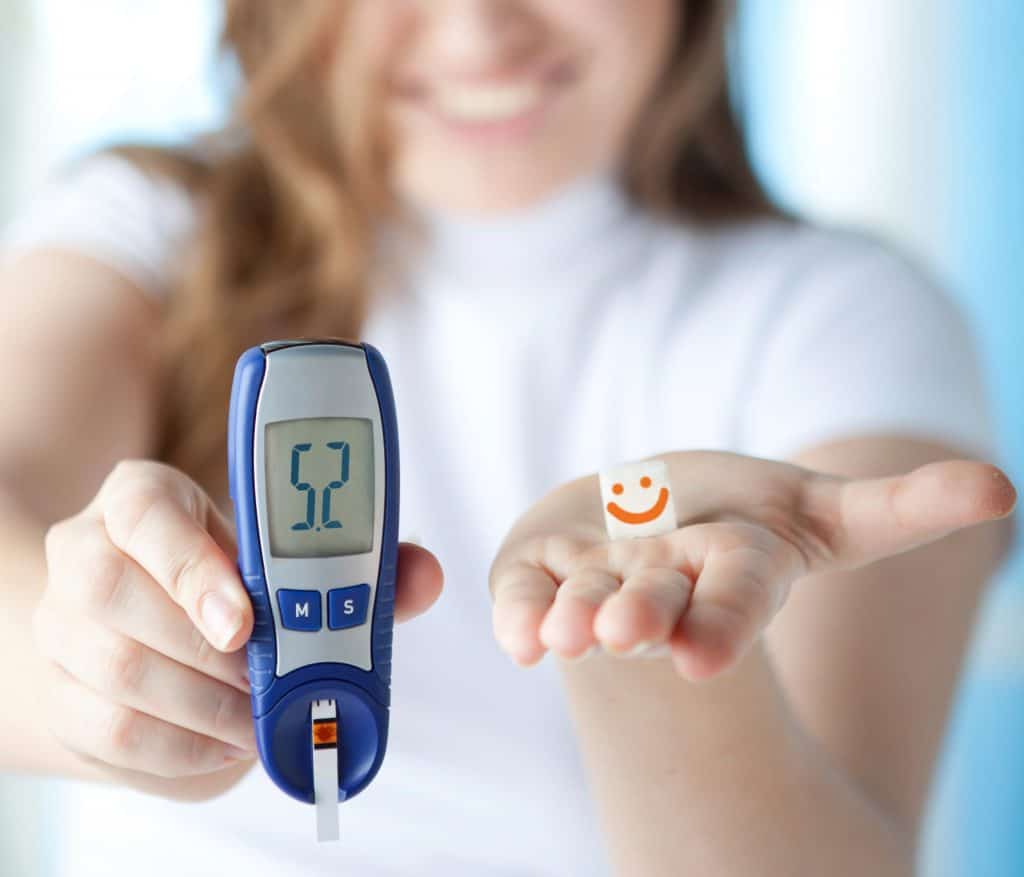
[[98, 461, 254, 652], [824, 460, 1016, 570]]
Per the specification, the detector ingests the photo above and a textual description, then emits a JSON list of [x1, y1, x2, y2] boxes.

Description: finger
[[394, 543, 444, 623], [98, 464, 253, 651], [570, 529, 705, 584], [594, 567, 693, 655], [670, 547, 787, 681], [490, 561, 558, 666], [538, 568, 620, 659], [37, 611, 255, 751], [818, 460, 1017, 570], [67, 754, 255, 803], [47, 664, 253, 778], [45, 518, 249, 692], [205, 502, 238, 557]]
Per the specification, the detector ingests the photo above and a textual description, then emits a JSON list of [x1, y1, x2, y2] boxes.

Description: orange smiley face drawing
[[600, 459, 677, 540], [606, 475, 670, 525]]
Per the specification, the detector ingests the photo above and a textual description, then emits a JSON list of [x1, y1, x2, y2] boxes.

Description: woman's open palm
[[489, 451, 1016, 679]]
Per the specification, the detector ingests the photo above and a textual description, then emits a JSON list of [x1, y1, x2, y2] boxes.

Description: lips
[[606, 487, 670, 525], [431, 81, 545, 123], [393, 58, 575, 129]]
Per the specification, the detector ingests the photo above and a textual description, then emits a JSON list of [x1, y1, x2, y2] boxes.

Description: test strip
[[312, 699, 340, 842]]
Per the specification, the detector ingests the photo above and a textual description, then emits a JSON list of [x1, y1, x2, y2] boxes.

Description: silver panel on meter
[[252, 344, 386, 676]]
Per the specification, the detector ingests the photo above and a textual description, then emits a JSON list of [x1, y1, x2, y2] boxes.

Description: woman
[[0, 1, 1015, 874]]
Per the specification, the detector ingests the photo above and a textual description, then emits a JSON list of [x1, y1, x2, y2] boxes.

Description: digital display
[[264, 417, 375, 558]]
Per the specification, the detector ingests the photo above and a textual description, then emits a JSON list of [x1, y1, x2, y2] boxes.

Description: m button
[[277, 589, 322, 632]]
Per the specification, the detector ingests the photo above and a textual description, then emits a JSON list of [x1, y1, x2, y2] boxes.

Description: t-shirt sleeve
[[0, 153, 196, 297], [736, 233, 999, 463]]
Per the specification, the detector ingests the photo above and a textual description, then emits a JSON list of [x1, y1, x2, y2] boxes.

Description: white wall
[[747, 0, 956, 282], [0, 0, 41, 223], [0, 0, 224, 225], [1, 7, 53, 871]]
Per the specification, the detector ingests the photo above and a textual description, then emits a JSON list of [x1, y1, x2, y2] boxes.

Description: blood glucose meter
[[227, 339, 398, 837]]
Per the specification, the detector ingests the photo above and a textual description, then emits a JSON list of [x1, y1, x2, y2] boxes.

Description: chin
[[393, 158, 591, 218]]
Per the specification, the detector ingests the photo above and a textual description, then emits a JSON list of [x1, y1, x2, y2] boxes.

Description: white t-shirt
[[0, 156, 998, 877]]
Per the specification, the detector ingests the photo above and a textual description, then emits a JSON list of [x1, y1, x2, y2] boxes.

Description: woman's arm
[[564, 438, 1011, 875], [0, 249, 160, 774], [0, 250, 444, 802], [490, 439, 1014, 876], [0, 250, 162, 520], [769, 436, 1013, 840], [0, 252, 259, 801]]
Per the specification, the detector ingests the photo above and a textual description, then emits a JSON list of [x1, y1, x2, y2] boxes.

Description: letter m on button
[[277, 589, 323, 631]]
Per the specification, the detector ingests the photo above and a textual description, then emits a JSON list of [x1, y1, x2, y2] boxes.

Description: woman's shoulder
[[637, 214, 994, 462], [0, 150, 200, 297], [645, 210, 963, 325], [652, 209, 926, 282]]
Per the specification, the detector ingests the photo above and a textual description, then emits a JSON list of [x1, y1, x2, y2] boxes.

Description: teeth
[[432, 83, 542, 122]]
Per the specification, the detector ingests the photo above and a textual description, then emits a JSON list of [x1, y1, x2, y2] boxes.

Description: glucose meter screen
[[265, 417, 375, 557]]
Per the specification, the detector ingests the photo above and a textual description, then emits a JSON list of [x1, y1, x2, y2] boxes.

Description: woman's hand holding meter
[[33, 460, 442, 791], [490, 450, 1017, 678]]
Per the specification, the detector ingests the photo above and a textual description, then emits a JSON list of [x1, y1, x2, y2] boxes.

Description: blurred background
[[0, 0, 1021, 873]]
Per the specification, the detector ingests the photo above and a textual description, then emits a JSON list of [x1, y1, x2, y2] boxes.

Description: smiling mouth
[[606, 487, 670, 525], [395, 60, 576, 129], [431, 81, 546, 123]]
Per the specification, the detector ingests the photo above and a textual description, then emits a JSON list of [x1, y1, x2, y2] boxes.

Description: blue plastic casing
[[227, 340, 399, 804]]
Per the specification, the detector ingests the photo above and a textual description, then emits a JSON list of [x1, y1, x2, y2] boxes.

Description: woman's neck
[[386, 173, 645, 291]]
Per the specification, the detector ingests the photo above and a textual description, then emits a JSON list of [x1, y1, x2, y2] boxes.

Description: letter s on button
[[328, 584, 370, 630]]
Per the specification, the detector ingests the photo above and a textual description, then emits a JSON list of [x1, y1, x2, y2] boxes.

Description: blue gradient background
[[742, 4, 1024, 873], [944, 5, 1024, 872]]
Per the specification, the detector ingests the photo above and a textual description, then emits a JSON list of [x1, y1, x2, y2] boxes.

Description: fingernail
[[568, 645, 601, 663], [200, 592, 242, 650], [224, 745, 257, 763], [627, 641, 655, 657], [603, 641, 633, 657]]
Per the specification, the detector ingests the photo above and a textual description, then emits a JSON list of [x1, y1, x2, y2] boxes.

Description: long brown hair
[[126, 0, 776, 497]]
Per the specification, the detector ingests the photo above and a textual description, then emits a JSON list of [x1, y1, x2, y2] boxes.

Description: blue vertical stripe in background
[[954, 0, 1024, 496], [947, 3, 1024, 875], [734, 0, 795, 212], [737, 2, 1023, 874]]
